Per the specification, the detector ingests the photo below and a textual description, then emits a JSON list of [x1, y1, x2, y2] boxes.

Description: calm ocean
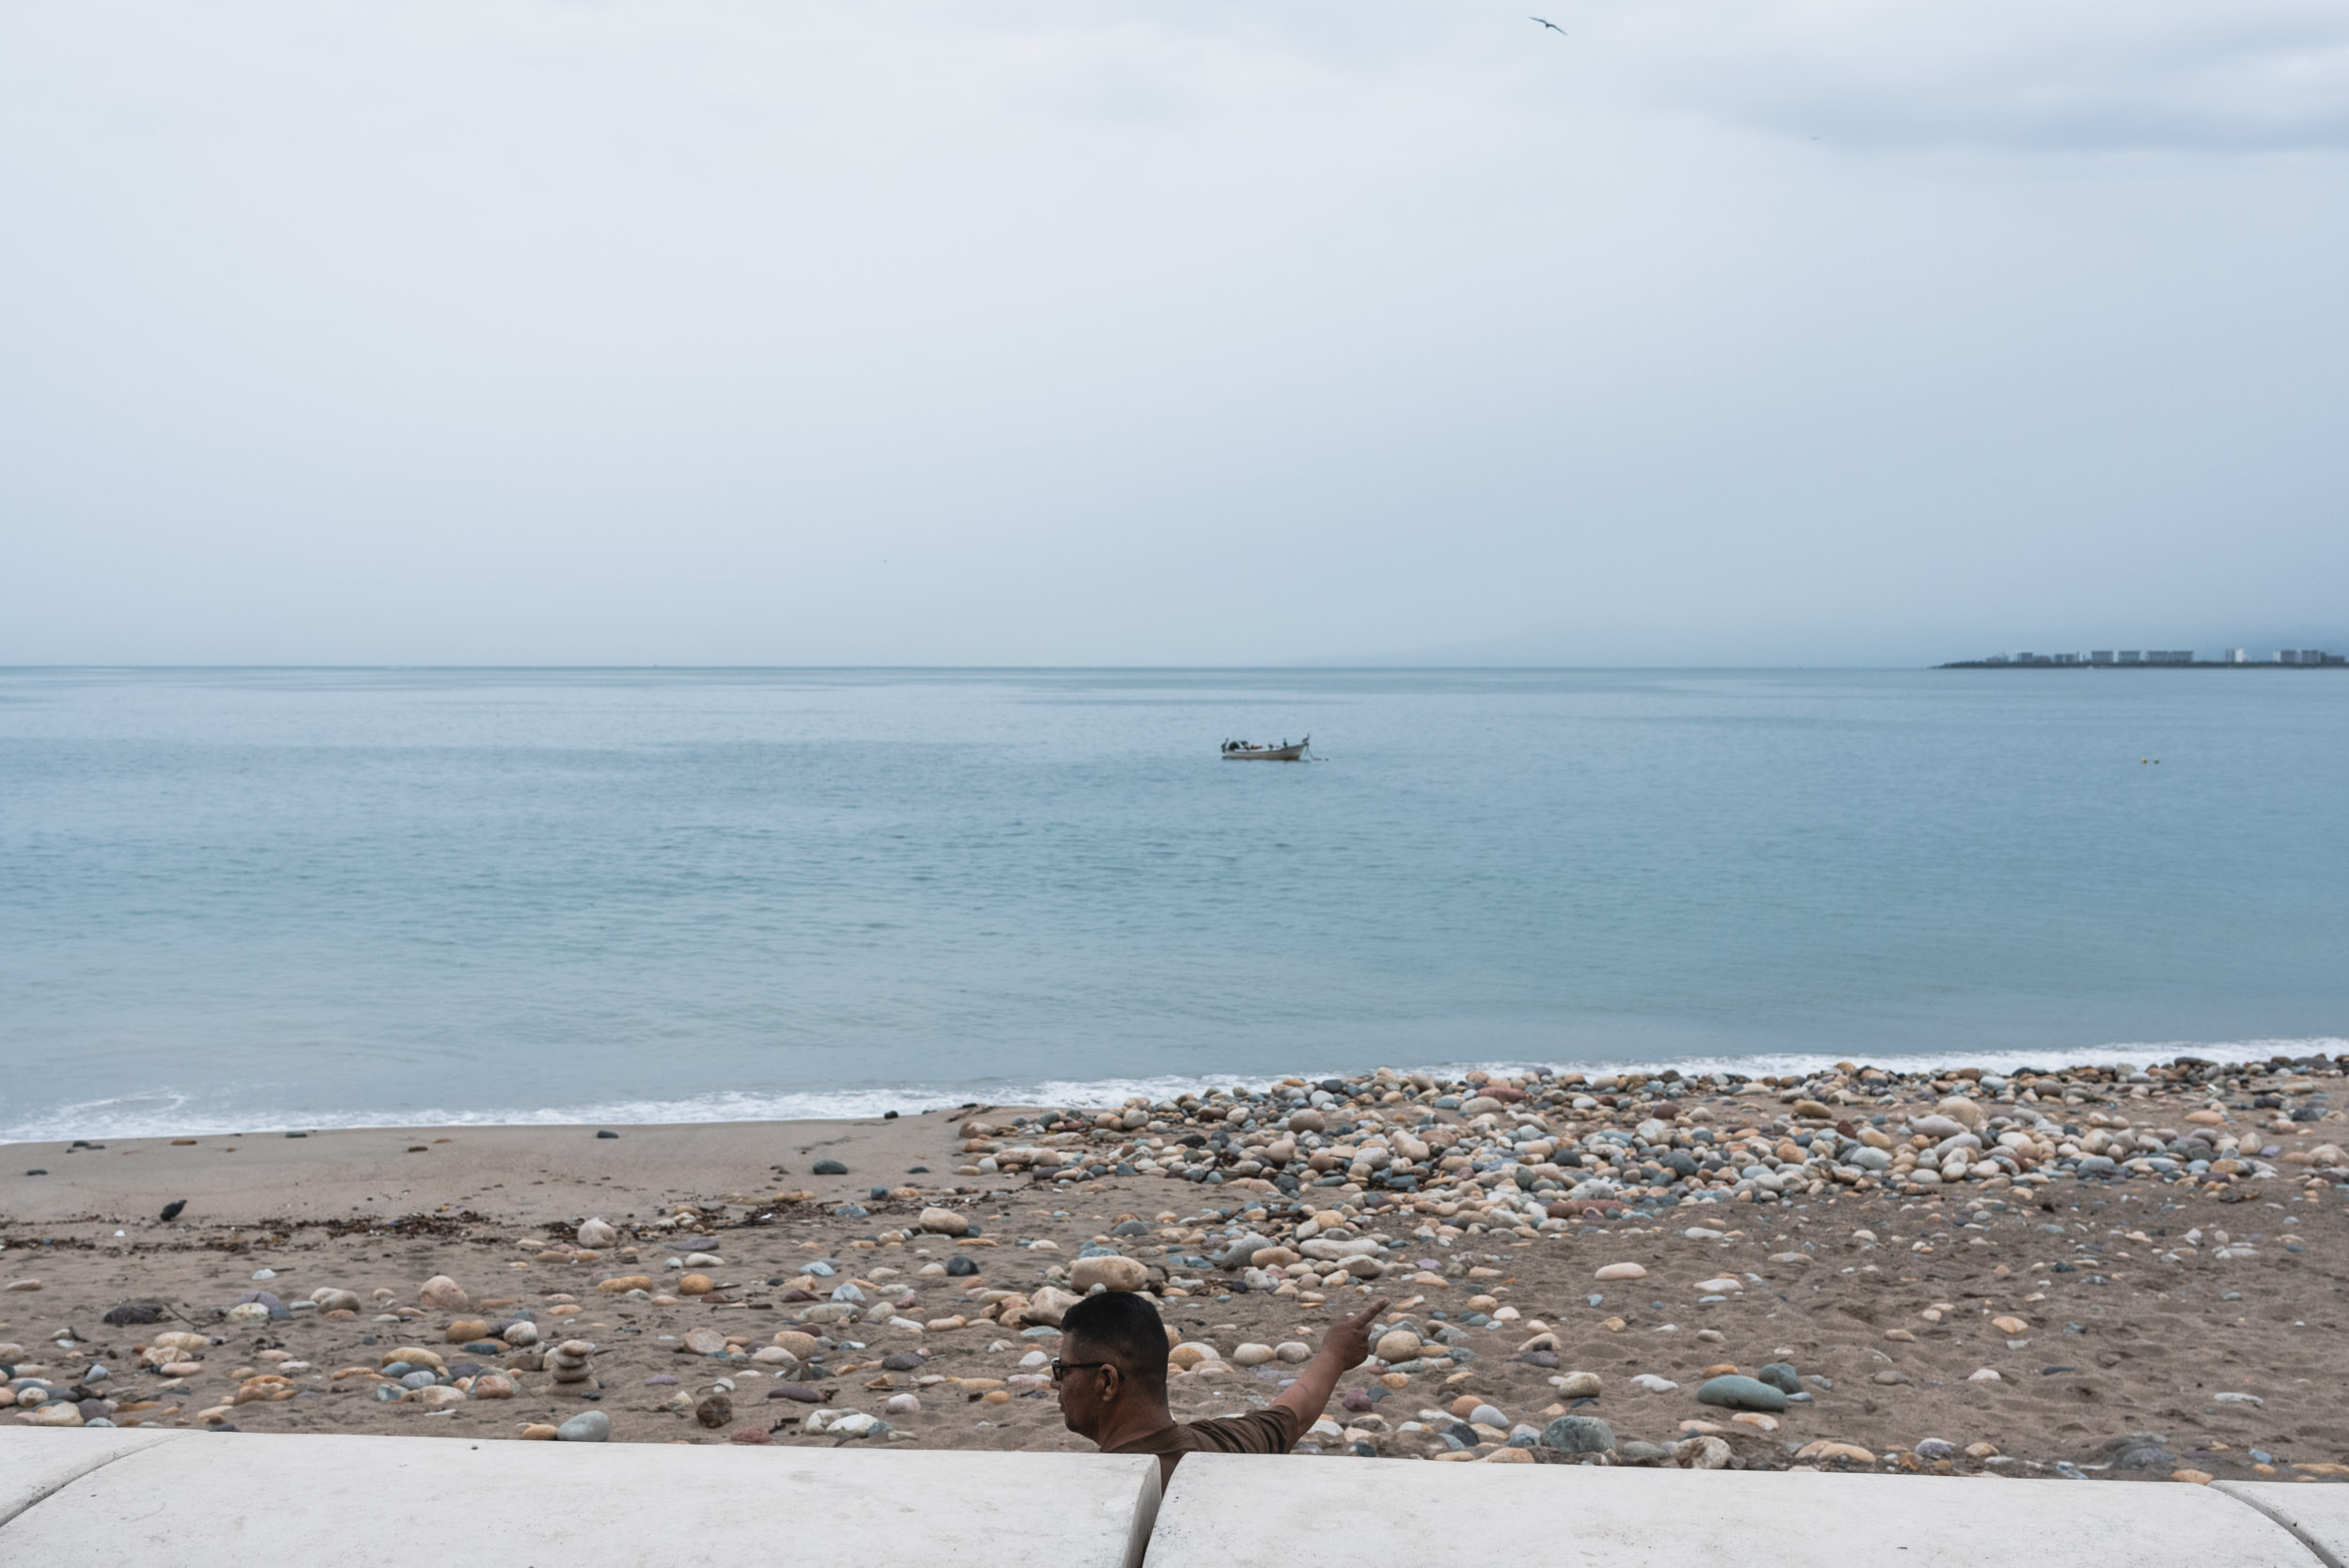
[[2, 667, 2343, 1140]]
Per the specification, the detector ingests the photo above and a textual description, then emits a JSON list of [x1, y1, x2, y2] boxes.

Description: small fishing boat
[[1221, 736, 1309, 761]]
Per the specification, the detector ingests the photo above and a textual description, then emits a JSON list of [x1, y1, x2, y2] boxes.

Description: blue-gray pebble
[[1538, 1415, 1617, 1454], [1697, 1374, 1788, 1412]]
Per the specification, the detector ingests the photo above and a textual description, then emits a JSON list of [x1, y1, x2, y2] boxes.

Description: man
[[1053, 1290, 1389, 1484]]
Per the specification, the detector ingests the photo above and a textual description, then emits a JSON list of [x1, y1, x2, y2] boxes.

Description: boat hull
[[1223, 744, 1307, 761]]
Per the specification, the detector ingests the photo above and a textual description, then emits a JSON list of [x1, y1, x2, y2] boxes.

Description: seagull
[[1531, 15, 1566, 32]]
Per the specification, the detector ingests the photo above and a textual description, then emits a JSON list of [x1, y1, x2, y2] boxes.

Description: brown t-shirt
[[1108, 1406, 1302, 1487]]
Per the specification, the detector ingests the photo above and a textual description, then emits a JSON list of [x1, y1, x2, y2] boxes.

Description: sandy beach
[[6, 1055, 2346, 1483]]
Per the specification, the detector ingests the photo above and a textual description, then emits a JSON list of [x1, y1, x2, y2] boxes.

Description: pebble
[[1594, 1263, 1647, 1281], [1231, 1343, 1275, 1367], [1630, 1374, 1678, 1393], [1697, 1374, 1787, 1412], [1538, 1415, 1615, 1454], [416, 1276, 469, 1311], [812, 1159, 848, 1175], [576, 1219, 619, 1248], [1675, 1435, 1732, 1469], [1070, 1255, 1149, 1293], [1756, 1362, 1800, 1394], [1553, 1371, 1602, 1400], [696, 1393, 733, 1428], [555, 1410, 611, 1441]]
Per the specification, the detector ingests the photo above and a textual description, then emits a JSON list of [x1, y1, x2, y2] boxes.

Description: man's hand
[[1318, 1296, 1390, 1371], [1272, 1295, 1392, 1433]]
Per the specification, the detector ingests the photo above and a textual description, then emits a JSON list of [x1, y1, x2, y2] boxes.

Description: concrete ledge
[[2217, 1482, 2349, 1568], [1150, 1454, 2320, 1568], [0, 1429, 189, 1530], [5, 1434, 2341, 1568], [0, 1436, 1159, 1568]]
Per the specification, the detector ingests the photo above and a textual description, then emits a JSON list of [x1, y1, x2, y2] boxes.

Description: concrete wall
[[2218, 1482, 2349, 1568], [0, 1431, 1160, 1568], [1150, 1455, 2326, 1568], [3, 1433, 2344, 1568]]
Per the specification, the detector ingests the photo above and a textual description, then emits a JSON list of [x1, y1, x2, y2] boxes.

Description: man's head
[[1053, 1290, 1171, 1439]]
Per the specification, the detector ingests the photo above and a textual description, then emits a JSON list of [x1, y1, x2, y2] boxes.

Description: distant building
[[2117, 651, 2142, 664], [2146, 650, 2192, 664], [2281, 649, 2344, 665], [2090, 651, 2115, 665], [2228, 648, 2247, 663]]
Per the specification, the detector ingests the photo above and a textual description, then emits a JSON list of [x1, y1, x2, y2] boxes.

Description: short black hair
[[1060, 1290, 1169, 1394]]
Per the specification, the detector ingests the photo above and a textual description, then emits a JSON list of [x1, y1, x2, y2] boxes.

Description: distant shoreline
[[1937, 660, 2343, 670]]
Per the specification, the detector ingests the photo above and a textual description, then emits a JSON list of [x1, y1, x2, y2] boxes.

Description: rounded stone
[[1697, 1374, 1788, 1412], [1538, 1415, 1616, 1454], [555, 1410, 611, 1441], [1374, 1329, 1422, 1363], [1231, 1343, 1275, 1367], [417, 1276, 469, 1311], [1070, 1255, 1149, 1294]]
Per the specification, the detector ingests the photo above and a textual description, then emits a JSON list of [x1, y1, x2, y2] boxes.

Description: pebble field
[[7, 1051, 2348, 1484]]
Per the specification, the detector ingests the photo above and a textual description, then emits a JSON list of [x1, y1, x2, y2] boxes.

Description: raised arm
[[1272, 1296, 1390, 1430]]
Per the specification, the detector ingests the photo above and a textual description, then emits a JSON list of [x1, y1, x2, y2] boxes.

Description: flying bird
[[1531, 15, 1566, 31]]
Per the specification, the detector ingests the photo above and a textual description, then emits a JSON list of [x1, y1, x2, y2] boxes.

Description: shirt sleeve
[[1178, 1406, 1302, 1456]]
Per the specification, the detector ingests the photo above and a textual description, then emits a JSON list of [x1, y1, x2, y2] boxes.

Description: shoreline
[[6, 1049, 2347, 1483], [11, 1038, 2347, 1147]]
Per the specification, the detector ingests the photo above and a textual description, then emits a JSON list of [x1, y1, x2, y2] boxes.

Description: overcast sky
[[5, 0, 2345, 665]]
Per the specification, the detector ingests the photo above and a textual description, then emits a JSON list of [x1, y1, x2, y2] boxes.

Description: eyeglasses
[[1050, 1358, 1113, 1382]]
